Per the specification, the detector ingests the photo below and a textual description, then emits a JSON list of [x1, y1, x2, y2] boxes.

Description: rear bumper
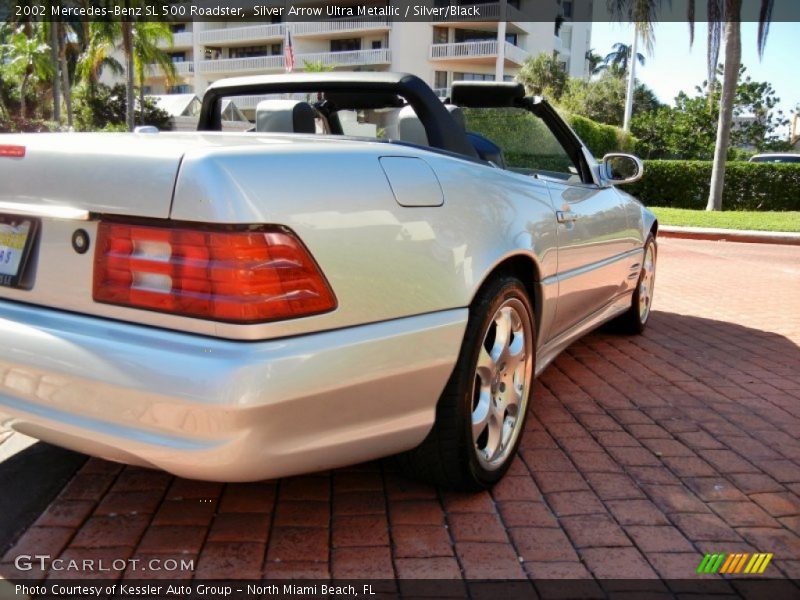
[[0, 301, 467, 481]]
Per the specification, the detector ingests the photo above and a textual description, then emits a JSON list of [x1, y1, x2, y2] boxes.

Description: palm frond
[[757, 0, 774, 58]]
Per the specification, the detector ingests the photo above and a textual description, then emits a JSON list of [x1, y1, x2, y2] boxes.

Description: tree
[[687, 0, 774, 210], [74, 82, 171, 131], [121, 19, 135, 131], [630, 66, 789, 160], [301, 59, 335, 72], [558, 72, 662, 127], [610, 0, 775, 210], [584, 49, 607, 76], [76, 21, 122, 101], [132, 21, 175, 125], [96, 9, 175, 131], [516, 53, 568, 100], [603, 42, 645, 76], [0, 25, 52, 120]]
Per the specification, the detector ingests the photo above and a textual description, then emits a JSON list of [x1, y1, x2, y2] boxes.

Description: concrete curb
[[659, 225, 800, 246]]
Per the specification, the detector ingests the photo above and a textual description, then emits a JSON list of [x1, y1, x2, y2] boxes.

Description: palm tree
[[46, 18, 61, 124], [88, 10, 173, 131], [609, 0, 774, 211], [0, 25, 52, 120], [76, 21, 122, 99], [57, 21, 83, 128], [585, 49, 607, 76], [132, 21, 176, 125], [603, 42, 645, 75], [689, 0, 773, 211], [121, 19, 135, 131]]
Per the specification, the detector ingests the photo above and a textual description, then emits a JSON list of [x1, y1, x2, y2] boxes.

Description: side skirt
[[534, 292, 633, 378]]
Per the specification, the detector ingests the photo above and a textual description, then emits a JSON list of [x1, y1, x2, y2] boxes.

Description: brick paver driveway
[[2, 238, 799, 586]]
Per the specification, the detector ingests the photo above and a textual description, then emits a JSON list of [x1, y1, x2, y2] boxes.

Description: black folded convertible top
[[198, 72, 479, 159]]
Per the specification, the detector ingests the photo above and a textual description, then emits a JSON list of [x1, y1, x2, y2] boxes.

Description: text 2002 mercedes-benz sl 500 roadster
[[0, 73, 656, 490]]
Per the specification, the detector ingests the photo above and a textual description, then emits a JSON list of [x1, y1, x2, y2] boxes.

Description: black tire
[[396, 276, 535, 491], [611, 234, 657, 335]]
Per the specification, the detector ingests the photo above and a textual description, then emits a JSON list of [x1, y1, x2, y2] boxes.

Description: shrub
[[0, 115, 57, 133], [565, 113, 637, 156], [626, 160, 800, 211], [74, 83, 172, 132], [462, 107, 636, 161]]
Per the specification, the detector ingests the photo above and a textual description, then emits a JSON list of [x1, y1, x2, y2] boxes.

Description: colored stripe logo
[[697, 552, 773, 574]]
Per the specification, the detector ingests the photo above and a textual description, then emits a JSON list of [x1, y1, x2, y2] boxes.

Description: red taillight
[[0, 145, 25, 158], [93, 222, 337, 323]]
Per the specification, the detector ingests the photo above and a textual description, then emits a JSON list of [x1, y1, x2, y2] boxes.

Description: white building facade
[[133, 2, 591, 113]]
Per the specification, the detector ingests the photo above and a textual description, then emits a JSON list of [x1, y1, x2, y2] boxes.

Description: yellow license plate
[[0, 215, 38, 288]]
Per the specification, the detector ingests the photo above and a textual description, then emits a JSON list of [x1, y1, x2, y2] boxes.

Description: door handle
[[556, 210, 579, 224]]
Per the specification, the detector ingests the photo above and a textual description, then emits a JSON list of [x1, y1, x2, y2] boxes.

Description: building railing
[[197, 48, 392, 74], [198, 55, 285, 74], [197, 20, 388, 45], [504, 41, 530, 64], [147, 61, 194, 76], [291, 19, 390, 36], [432, 1, 525, 22], [159, 31, 193, 48], [297, 48, 391, 67], [429, 40, 529, 64], [198, 23, 286, 45]]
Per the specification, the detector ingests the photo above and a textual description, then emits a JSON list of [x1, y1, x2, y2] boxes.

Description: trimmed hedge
[[565, 113, 637, 157], [627, 161, 800, 211], [462, 107, 635, 160]]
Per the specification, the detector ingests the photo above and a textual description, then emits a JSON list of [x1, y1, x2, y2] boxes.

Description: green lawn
[[650, 207, 800, 233]]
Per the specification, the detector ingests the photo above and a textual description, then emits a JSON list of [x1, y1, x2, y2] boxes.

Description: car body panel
[[0, 74, 657, 480], [0, 300, 467, 481]]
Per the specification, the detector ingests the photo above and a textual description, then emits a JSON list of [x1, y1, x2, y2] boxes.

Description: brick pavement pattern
[[2, 238, 800, 584]]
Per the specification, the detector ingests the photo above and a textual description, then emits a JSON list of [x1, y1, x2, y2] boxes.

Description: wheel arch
[[469, 252, 543, 342]]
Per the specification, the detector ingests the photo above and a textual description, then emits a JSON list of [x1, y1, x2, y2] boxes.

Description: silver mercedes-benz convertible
[[0, 72, 656, 490]]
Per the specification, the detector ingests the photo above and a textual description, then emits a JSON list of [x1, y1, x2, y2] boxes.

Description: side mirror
[[601, 153, 644, 185]]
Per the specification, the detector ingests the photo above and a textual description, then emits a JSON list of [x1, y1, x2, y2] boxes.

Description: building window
[[433, 27, 448, 44], [171, 24, 186, 34], [170, 52, 186, 63], [142, 86, 152, 95], [434, 71, 448, 89], [454, 72, 495, 82], [454, 29, 495, 43], [205, 47, 222, 60], [330, 38, 361, 52], [505, 33, 518, 46], [563, 1, 573, 18], [270, 43, 281, 55], [169, 84, 191, 94], [229, 45, 269, 59], [371, 40, 382, 49]]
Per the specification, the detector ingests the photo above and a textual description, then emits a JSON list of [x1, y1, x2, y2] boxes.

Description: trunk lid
[[0, 133, 188, 219]]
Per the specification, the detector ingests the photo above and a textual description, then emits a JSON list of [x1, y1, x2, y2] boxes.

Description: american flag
[[284, 30, 295, 73]]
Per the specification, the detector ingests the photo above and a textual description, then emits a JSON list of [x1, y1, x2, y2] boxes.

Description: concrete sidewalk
[[660, 225, 800, 246]]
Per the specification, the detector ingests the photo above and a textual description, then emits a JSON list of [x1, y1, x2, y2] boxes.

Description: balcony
[[429, 40, 529, 65], [198, 23, 285, 46], [197, 49, 391, 75], [433, 1, 526, 23], [159, 31, 193, 49], [147, 61, 194, 77], [198, 55, 285, 75], [297, 48, 391, 68], [291, 19, 390, 38]]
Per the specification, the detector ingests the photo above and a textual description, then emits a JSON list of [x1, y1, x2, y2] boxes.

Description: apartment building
[[133, 1, 592, 115]]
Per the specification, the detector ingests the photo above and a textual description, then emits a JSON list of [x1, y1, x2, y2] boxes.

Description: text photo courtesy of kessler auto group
[[1, 0, 800, 599]]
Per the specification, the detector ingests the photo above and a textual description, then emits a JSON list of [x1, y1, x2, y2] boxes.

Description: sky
[[590, 21, 800, 123]]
